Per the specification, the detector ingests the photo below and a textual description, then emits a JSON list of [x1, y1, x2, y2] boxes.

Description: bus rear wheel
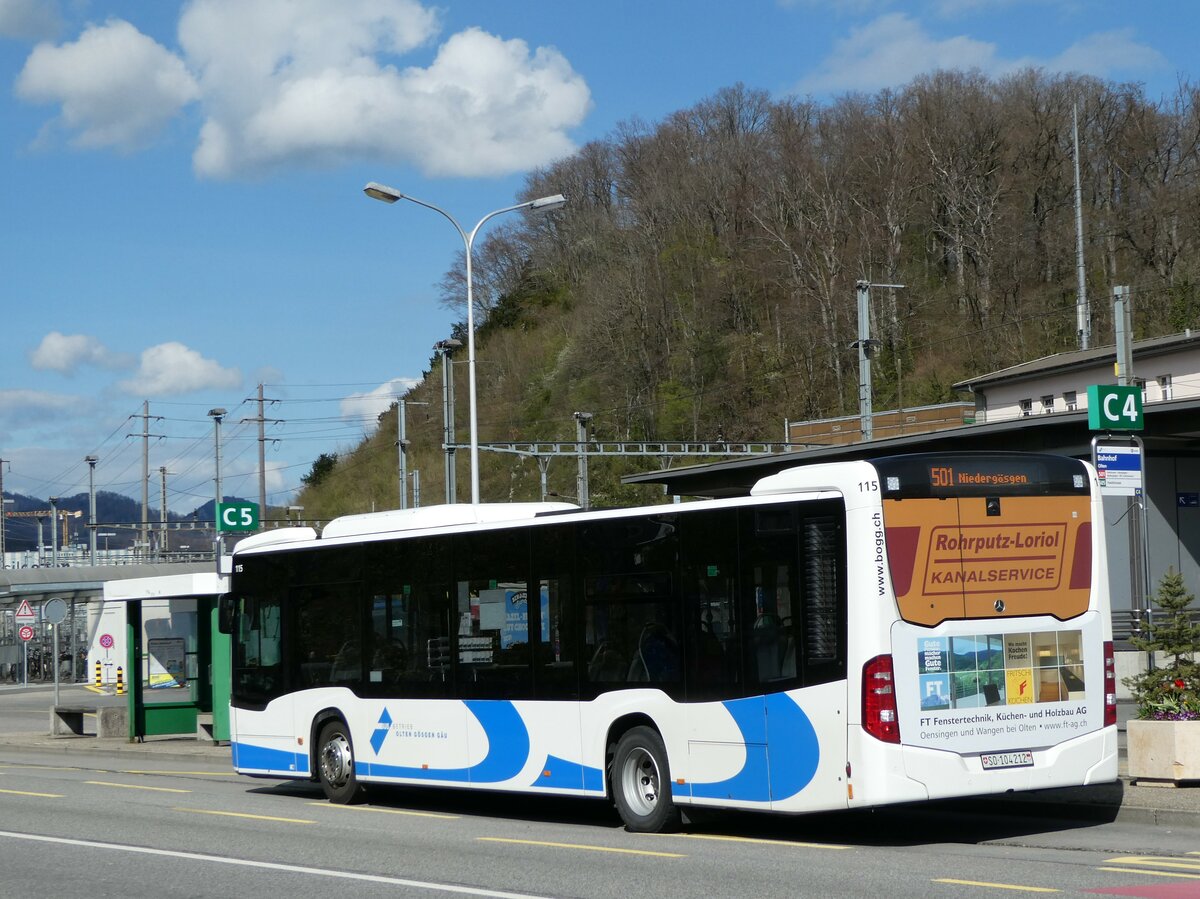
[[316, 720, 364, 804], [612, 726, 680, 833]]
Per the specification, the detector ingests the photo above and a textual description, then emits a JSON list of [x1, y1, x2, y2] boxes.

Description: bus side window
[[681, 508, 740, 701], [453, 530, 532, 699], [364, 538, 452, 698], [743, 505, 799, 690], [580, 515, 681, 698], [294, 583, 364, 689], [533, 523, 578, 700]]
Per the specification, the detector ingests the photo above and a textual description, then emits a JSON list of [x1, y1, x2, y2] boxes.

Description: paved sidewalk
[[1, 726, 1198, 831]]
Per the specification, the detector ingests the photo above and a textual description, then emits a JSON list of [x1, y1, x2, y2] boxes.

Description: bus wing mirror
[[217, 594, 237, 634]]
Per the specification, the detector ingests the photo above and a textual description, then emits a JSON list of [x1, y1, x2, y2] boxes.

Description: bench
[[51, 705, 127, 738]]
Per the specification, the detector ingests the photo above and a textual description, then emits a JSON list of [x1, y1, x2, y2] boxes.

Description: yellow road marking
[[1105, 856, 1200, 872], [172, 808, 315, 825], [0, 788, 63, 798], [479, 837, 684, 858], [933, 879, 1059, 893], [649, 832, 850, 850], [1097, 867, 1200, 880], [307, 802, 457, 819], [86, 780, 191, 794]]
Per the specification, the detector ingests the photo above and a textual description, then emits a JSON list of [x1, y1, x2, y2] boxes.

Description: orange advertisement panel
[[884, 495, 1092, 626]]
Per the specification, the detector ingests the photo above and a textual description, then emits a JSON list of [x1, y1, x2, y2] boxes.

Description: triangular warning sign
[[15, 599, 34, 619]]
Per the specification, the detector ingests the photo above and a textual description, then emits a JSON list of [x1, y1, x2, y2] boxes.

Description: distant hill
[[1, 490, 254, 551]]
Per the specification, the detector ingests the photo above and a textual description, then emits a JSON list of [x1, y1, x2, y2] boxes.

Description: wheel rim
[[620, 746, 660, 818], [320, 733, 352, 789]]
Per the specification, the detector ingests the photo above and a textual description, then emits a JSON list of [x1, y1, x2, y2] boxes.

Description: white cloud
[[795, 14, 1000, 95], [15, 19, 199, 150], [182, 1, 590, 179], [29, 331, 131, 374], [1046, 29, 1167, 78], [0, 0, 61, 40], [119, 342, 241, 396], [794, 13, 1166, 96], [0, 388, 78, 414], [340, 377, 420, 424], [13, 2, 589, 178]]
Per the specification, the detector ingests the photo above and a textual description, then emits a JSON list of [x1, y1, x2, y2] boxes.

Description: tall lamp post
[[363, 183, 567, 504]]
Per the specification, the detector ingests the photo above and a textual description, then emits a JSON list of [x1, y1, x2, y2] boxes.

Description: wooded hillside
[[299, 69, 1200, 517]]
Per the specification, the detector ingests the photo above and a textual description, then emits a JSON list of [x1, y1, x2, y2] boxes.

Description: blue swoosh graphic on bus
[[361, 700, 530, 784], [689, 694, 819, 802], [530, 755, 604, 792]]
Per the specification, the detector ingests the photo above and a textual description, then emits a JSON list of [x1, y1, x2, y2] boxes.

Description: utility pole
[[134, 402, 164, 551], [435, 338, 462, 504], [209, 408, 227, 523], [48, 496, 58, 567], [159, 466, 170, 556], [0, 457, 8, 565], [574, 412, 593, 510], [141, 400, 150, 550], [1073, 103, 1091, 350], [396, 400, 429, 509], [86, 455, 98, 565], [411, 470, 421, 508], [242, 385, 282, 521], [852, 280, 904, 442]]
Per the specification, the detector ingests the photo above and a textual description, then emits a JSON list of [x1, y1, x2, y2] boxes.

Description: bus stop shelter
[[101, 571, 230, 743]]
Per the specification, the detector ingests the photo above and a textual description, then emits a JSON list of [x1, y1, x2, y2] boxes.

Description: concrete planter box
[[1128, 719, 1200, 785]]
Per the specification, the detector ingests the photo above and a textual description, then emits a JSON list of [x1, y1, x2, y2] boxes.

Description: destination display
[[875, 453, 1090, 498]]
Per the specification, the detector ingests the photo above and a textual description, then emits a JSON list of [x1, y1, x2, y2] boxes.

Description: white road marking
[[0, 829, 557, 898]]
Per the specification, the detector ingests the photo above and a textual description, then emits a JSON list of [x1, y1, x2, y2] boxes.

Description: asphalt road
[[2, 743, 1200, 898], [2, 685, 1198, 897]]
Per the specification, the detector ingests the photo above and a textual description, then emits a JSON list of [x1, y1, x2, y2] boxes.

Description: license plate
[[980, 750, 1034, 770]]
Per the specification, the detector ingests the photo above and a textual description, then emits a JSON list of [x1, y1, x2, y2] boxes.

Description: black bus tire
[[612, 725, 681, 833], [316, 720, 365, 804]]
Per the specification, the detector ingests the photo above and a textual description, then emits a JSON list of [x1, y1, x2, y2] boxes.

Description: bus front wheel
[[612, 726, 680, 833], [316, 720, 365, 804]]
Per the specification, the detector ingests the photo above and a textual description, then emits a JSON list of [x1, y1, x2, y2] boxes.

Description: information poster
[[147, 637, 187, 688], [900, 625, 1097, 753]]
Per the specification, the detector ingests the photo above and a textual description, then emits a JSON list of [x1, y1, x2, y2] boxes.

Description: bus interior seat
[[633, 623, 679, 682], [587, 641, 625, 681]]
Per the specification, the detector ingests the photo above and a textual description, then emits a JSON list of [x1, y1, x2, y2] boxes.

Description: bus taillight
[[1103, 640, 1117, 727], [862, 654, 900, 744]]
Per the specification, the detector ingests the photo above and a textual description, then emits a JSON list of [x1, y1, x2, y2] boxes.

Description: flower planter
[[1127, 719, 1200, 785]]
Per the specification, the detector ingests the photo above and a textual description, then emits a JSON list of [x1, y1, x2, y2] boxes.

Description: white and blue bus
[[221, 453, 1118, 832]]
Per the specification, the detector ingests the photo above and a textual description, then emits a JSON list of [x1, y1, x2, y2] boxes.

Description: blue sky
[[0, 0, 1191, 514]]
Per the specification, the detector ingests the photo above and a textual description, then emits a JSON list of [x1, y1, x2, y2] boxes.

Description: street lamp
[[363, 182, 567, 503]]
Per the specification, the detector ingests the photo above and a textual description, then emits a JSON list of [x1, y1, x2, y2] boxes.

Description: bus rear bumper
[[900, 725, 1119, 800], [848, 725, 1117, 808]]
